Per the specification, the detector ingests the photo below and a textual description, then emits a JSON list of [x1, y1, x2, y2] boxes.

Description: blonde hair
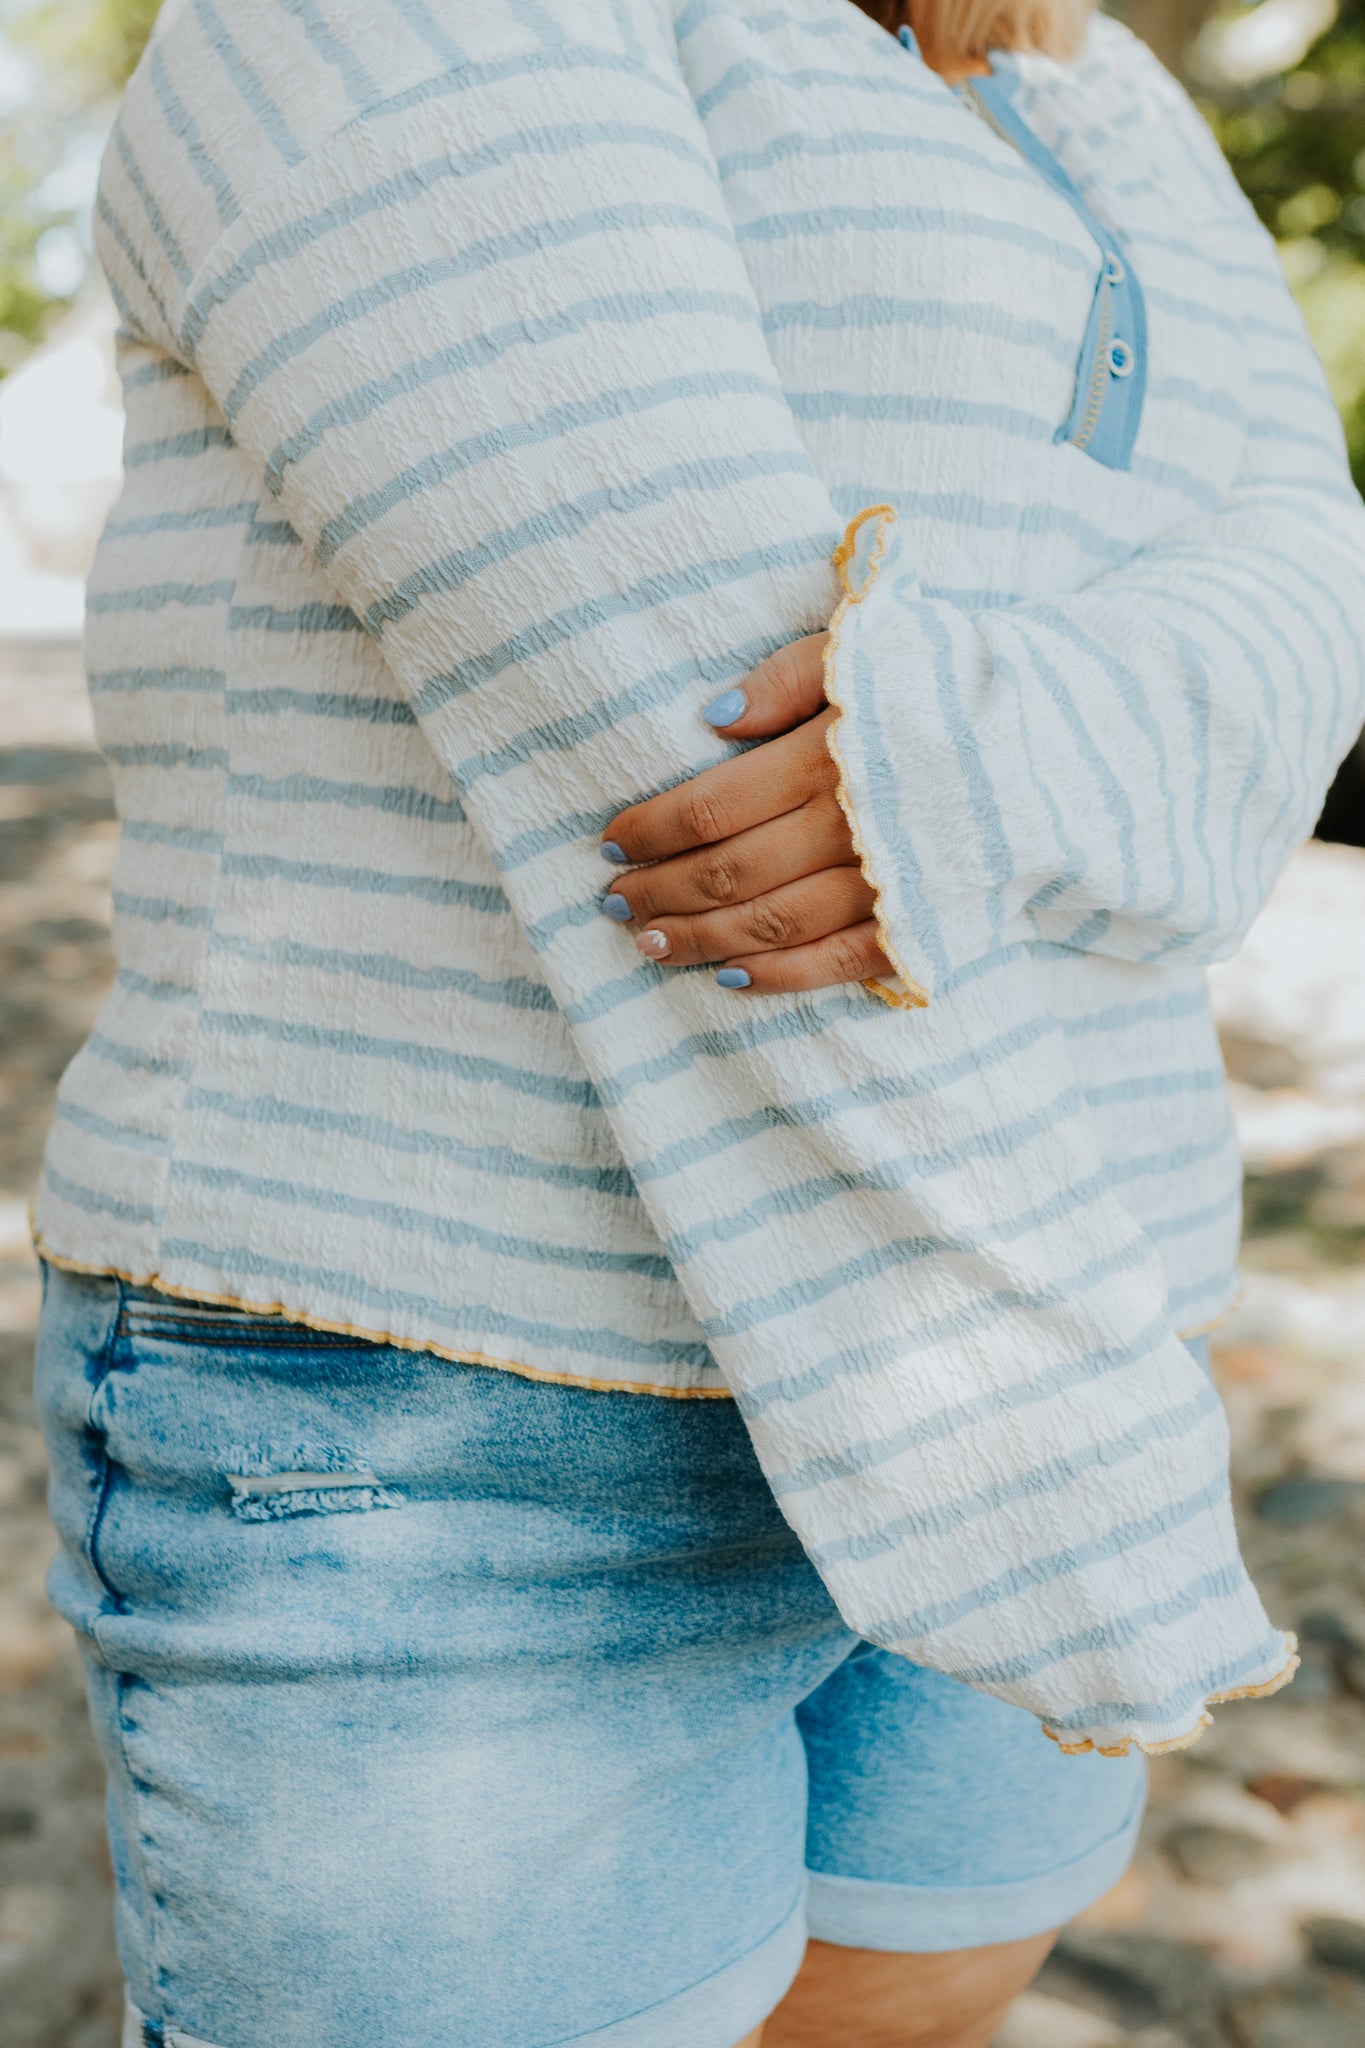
[[852, 0, 1093, 65]]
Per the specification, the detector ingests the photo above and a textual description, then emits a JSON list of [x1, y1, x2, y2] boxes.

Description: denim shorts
[[38, 1263, 1148, 2048]]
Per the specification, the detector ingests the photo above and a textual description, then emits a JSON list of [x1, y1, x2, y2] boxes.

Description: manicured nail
[[701, 688, 746, 728], [716, 967, 751, 988], [601, 892, 632, 922], [636, 929, 671, 959], [600, 840, 630, 864]]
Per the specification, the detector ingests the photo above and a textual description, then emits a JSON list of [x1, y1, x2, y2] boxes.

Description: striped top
[[37, 0, 1365, 1753]]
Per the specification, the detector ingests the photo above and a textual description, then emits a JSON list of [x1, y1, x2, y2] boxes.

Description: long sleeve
[[92, 0, 1296, 1753], [827, 85, 1365, 1001]]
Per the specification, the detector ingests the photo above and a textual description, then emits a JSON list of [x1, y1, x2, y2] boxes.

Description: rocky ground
[[2, 640, 1364, 2048]]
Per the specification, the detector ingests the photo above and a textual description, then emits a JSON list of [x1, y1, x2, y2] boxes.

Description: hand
[[599, 633, 893, 993]]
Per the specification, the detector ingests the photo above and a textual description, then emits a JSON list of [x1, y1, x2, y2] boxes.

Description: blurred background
[[1, 3, 1363, 2044]]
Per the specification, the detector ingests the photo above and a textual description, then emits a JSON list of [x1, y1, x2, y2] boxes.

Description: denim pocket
[[118, 1295, 362, 1351], [110, 1294, 404, 1521]]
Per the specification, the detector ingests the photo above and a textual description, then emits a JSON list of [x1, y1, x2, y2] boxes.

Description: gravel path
[[3, 641, 1364, 2048]]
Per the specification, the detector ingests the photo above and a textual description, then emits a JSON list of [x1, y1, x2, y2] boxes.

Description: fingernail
[[600, 840, 631, 865], [701, 688, 746, 728], [636, 929, 670, 959], [716, 967, 751, 988], [601, 892, 632, 922]]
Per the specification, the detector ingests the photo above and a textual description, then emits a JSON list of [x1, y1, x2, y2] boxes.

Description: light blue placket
[[898, 28, 1147, 471]]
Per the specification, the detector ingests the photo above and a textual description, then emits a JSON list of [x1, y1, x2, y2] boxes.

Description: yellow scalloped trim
[[1041, 1634, 1300, 1757], [1175, 1288, 1244, 1344], [822, 503, 930, 1012], [29, 1225, 734, 1400]]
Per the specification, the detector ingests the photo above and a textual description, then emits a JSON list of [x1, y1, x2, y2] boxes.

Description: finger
[[716, 920, 891, 995], [699, 632, 829, 740], [605, 711, 835, 866], [632, 867, 875, 969], [606, 795, 855, 924]]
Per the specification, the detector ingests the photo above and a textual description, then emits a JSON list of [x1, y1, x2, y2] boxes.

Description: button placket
[[941, 59, 1148, 469]]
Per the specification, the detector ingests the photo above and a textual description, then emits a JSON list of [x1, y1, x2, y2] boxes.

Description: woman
[[35, 0, 1364, 2043]]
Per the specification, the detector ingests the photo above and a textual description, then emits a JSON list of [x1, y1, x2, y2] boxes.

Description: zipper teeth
[[1070, 282, 1113, 453]]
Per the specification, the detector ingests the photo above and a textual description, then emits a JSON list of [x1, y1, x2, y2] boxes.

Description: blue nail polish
[[716, 967, 752, 988], [701, 688, 746, 729], [601, 892, 633, 922], [600, 840, 630, 865]]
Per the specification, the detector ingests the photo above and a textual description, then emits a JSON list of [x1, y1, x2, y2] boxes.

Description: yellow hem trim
[[1175, 1286, 1245, 1344], [29, 1227, 734, 1402], [821, 504, 930, 1013], [1041, 1634, 1300, 1758], [33, 1219, 1246, 1399]]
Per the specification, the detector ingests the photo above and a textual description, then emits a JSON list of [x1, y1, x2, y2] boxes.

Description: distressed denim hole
[[225, 1474, 402, 1522], [223, 1447, 401, 1521]]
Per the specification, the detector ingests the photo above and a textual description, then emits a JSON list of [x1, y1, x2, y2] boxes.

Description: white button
[[1104, 253, 1125, 286], [1107, 339, 1135, 378]]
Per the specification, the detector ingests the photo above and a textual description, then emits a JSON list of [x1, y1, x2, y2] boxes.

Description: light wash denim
[[39, 1264, 1151, 2048]]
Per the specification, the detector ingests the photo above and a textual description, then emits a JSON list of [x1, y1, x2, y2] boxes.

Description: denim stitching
[[81, 1277, 127, 1608], [83, 1280, 177, 2023]]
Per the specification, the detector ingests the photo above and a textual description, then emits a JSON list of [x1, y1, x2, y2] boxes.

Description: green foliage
[[0, 0, 160, 367], [0, 0, 1361, 498], [1205, 2, 1365, 491], [0, 150, 63, 361], [15, 0, 160, 94]]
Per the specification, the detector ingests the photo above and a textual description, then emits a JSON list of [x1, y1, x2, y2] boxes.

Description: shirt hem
[[30, 1222, 734, 1402], [32, 1217, 1242, 1398], [1175, 1289, 1244, 1343]]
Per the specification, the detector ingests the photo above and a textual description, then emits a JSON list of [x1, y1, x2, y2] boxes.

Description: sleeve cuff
[[821, 504, 932, 1011]]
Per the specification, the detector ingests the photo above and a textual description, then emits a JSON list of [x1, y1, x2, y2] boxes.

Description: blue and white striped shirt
[[38, 0, 1364, 1752]]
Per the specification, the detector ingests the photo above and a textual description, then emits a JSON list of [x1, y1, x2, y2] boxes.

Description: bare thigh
[[745, 1929, 1057, 2048]]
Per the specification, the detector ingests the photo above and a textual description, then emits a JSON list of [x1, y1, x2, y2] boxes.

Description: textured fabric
[[41, 1264, 1145, 2048], [953, 53, 1147, 470], [34, 0, 1365, 1749]]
